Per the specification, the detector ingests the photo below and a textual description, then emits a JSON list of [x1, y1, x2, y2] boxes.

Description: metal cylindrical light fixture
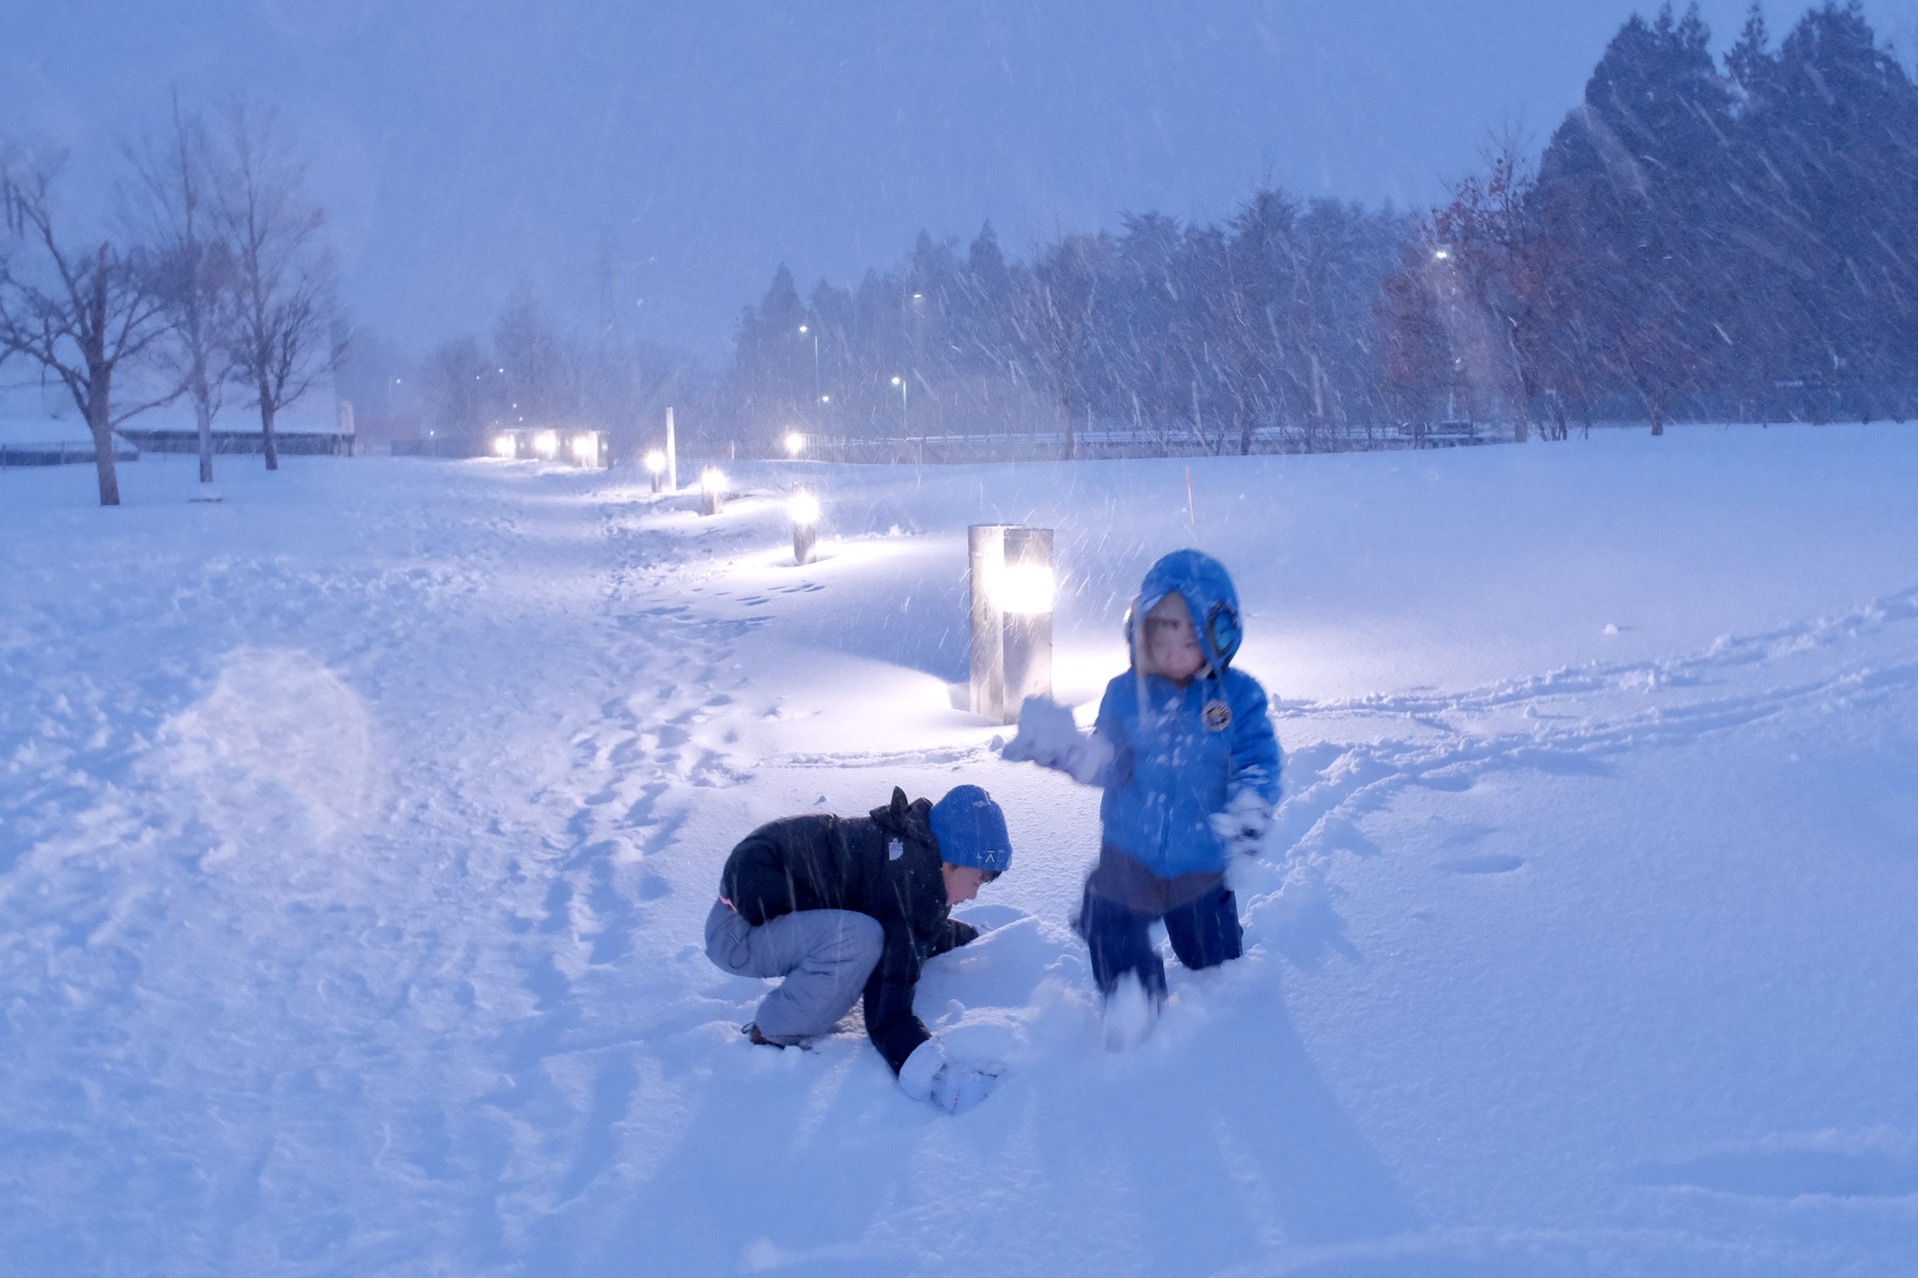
[[968, 525, 1010, 718], [789, 486, 820, 565], [700, 466, 726, 516], [665, 407, 679, 492], [998, 526, 1055, 720]]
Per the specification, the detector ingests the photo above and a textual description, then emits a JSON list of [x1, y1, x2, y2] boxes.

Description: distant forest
[[710, 1, 1918, 453]]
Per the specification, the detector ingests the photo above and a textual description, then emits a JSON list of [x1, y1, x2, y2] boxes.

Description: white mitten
[[1000, 696, 1077, 767], [1002, 696, 1112, 784], [1210, 789, 1272, 859], [929, 1060, 1007, 1115], [897, 1038, 1006, 1115], [897, 1038, 948, 1102]]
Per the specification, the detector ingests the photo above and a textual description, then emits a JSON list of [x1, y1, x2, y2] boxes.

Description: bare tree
[[128, 98, 234, 483], [0, 149, 176, 506], [1014, 233, 1108, 460], [214, 102, 339, 471], [421, 334, 499, 450]]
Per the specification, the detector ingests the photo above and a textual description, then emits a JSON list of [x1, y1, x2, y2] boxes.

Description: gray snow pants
[[703, 898, 884, 1043]]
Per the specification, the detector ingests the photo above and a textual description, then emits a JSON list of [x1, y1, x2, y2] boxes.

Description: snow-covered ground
[[2, 427, 1915, 1276]]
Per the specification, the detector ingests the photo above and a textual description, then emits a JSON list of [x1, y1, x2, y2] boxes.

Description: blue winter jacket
[[1093, 551, 1282, 878]]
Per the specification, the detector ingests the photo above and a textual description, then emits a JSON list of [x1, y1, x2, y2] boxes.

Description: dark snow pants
[[1075, 882, 1243, 1000]]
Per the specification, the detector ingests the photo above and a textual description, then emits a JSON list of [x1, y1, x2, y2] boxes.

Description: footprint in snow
[[1628, 1147, 1918, 1198], [1440, 854, 1525, 875]]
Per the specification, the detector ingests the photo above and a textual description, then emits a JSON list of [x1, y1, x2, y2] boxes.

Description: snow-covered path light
[[665, 407, 679, 492], [644, 448, 666, 493], [969, 524, 1055, 721], [784, 430, 805, 459], [789, 486, 820, 565], [700, 466, 726, 516]]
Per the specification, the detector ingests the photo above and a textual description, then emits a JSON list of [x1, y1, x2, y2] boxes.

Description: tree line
[[0, 100, 337, 505], [415, 285, 688, 465], [719, 1, 1918, 455]]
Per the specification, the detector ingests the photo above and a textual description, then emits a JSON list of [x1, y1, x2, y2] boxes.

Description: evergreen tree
[[730, 264, 811, 447], [1529, 5, 1737, 432], [1731, 1, 1918, 419]]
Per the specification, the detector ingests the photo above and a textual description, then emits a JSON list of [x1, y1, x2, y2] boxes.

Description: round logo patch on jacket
[[1203, 700, 1233, 731]]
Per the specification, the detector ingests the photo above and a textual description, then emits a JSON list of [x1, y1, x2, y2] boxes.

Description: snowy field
[[3, 426, 1916, 1276]]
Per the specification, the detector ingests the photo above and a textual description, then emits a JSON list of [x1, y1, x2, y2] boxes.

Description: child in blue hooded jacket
[[1004, 549, 1281, 1047]]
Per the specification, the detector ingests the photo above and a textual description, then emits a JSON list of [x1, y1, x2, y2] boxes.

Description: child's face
[[942, 863, 989, 906], [1145, 607, 1206, 681]]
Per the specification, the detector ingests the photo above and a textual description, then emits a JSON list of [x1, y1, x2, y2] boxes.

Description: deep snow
[[2, 427, 1915, 1276]]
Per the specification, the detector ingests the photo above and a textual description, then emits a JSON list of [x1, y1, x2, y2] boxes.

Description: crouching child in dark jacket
[[703, 784, 1012, 1114]]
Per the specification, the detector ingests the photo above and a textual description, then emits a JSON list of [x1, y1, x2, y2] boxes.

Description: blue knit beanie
[[929, 785, 1012, 872]]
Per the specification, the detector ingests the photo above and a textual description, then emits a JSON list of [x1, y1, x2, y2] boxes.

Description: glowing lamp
[[992, 562, 1056, 616], [492, 434, 516, 459], [534, 430, 558, 459], [784, 430, 805, 458], [968, 525, 1055, 721], [700, 466, 726, 516], [789, 486, 819, 565], [570, 433, 598, 464]]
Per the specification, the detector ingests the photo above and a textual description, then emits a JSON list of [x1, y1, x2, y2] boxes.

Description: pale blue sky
[[5, 1, 1912, 357]]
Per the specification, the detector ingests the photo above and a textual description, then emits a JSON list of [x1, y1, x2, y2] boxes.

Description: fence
[[791, 422, 1507, 465], [0, 439, 139, 468], [117, 429, 355, 457]]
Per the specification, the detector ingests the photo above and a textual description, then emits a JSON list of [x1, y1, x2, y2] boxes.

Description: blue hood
[[1132, 550, 1243, 671]]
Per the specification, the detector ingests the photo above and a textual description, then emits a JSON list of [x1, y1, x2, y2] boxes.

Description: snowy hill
[[2, 429, 1915, 1276]]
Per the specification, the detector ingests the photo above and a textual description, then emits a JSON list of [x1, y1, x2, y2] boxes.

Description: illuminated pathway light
[[968, 524, 1055, 721], [789, 486, 819, 565]]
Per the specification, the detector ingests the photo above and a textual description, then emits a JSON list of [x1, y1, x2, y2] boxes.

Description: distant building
[[117, 394, 355, 457], [1, 377, 357, 464]]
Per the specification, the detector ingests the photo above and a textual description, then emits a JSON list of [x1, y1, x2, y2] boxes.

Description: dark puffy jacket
[[719, 787, 977, 1073]]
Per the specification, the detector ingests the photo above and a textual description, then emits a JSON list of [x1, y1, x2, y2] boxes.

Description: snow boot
[[742, 1022, 811, 1051], [1100, 972, 1162, 1051]]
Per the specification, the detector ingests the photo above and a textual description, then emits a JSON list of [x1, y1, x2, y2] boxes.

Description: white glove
[[1001, 696, 1112, 784], [931, 1060, 1006, 1114], [1210, 789, 1272, 859], [897, 1038, 1007, 1115]]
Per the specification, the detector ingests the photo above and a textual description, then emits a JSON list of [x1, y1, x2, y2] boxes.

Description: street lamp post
[[967, 524, 1055, 721], [789, 486, 820, 565], [799, 324, 821, 416]]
